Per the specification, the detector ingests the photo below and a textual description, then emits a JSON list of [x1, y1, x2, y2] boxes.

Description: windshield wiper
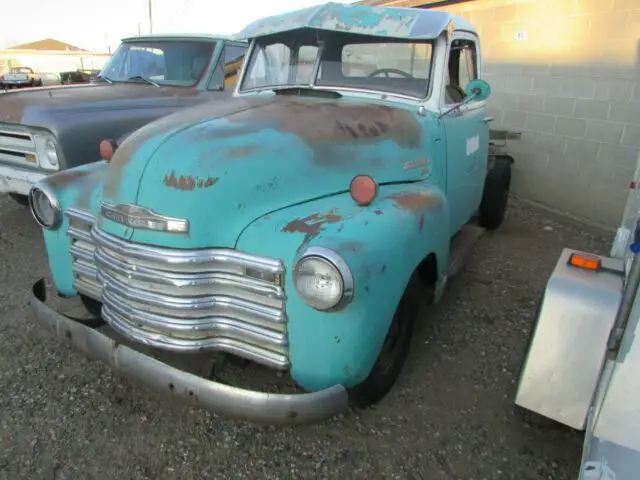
[[96, 74, 113, 84], [127, 75, 159, 87]]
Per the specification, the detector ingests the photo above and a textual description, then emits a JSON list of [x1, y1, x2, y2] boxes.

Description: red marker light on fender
[[99, 139, 118, 162], [350, 175, 377, 206]]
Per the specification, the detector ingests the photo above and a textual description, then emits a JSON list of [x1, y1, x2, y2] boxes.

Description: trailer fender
[[515, 248, 624, 430]]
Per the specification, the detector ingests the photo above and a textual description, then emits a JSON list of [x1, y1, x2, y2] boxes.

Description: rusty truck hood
[[99, 95, 432, 248], [0, 83, 198, 125]]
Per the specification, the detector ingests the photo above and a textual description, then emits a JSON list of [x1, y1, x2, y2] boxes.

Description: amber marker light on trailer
[[99, 139, 118, 162], [568, 253, 602, 271], [349, 174, 377, 206]]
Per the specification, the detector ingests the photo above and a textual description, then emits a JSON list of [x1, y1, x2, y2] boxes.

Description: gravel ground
[[0, 193, 612, 480]]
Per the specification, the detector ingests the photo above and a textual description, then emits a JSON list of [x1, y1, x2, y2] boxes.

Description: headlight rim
[[294, 246, 355, 312], [28, 184, 62, 230]]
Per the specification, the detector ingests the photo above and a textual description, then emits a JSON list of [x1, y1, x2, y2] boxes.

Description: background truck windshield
[[99, 40, 216, 87], [240, 30, 433, 98]]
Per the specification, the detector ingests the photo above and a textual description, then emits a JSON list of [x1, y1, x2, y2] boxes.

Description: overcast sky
[[1, 0, 355, 52]]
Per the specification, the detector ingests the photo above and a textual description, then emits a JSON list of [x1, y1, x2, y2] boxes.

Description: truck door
[[441, 35, 489, 236]]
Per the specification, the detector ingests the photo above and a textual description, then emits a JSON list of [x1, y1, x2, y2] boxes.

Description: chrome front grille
[[66, 208, 289, 370], [0, 128, 38, 166]]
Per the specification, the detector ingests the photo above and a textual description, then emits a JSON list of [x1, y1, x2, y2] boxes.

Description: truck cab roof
[[236, 1, 477, 40]]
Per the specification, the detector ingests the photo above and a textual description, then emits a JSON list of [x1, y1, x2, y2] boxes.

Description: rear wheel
[[9, 193, 30, 206], [478, 156, 512, 230], [348, 273, 422, 407]]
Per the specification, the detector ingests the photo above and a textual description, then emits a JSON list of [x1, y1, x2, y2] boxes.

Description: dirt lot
[[0, 193, 611, 480]]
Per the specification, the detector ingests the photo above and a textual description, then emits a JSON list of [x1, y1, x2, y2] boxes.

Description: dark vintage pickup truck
[[0, 33, 247, 205]]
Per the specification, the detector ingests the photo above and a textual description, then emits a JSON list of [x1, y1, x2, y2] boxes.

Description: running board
[[446, 225, 486, 278]]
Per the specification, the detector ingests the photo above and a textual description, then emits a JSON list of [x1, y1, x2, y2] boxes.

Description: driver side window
[[445, 38, 478, 105]]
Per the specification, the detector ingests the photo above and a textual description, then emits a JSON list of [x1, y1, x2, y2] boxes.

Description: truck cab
[[25, 2, 512, 424], [0, 34, 247, 206]]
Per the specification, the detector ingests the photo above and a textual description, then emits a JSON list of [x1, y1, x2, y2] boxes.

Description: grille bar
[[65, 207, 290, 370], [0, 128, 38, 166]]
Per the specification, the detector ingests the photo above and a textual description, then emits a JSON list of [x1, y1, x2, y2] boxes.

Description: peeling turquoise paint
[[236, 2, 476, 40]]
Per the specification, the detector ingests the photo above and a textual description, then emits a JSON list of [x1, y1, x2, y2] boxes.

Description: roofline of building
[[0, 49, 111, 56]]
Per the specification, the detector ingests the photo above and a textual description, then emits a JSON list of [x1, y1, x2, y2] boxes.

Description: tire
[[478, 156, 512, 230], [8, 193, 30, 206], [348, 272, 422, 407]]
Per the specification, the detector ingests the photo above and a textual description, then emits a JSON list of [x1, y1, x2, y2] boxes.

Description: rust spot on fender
[[226, 145, 259, 158], [418, 214, 425, 232], [385, 191, 441, 213], [164, 172, 218, 191], [282, 212, 343, 236], [373, 209, 383, 216]]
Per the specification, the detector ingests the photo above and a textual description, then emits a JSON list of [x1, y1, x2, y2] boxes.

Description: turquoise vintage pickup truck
[[26, 2, 512, 424]]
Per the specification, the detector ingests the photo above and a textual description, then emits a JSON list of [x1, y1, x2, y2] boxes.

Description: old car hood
[[0, 83, 196, 125], [99, 95, 429, 248]]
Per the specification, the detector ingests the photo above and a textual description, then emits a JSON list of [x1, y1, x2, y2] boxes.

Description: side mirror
[[439, 78, 492, 119], [464, 79, 491, 102]]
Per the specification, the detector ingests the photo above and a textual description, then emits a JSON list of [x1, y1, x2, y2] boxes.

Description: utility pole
[[148, 0, 153, 34]]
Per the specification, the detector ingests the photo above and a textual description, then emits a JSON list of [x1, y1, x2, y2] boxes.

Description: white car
[[1, 67, 42, 89]]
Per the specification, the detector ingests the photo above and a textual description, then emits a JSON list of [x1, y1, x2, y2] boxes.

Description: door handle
[[482, 116, 494, 124]]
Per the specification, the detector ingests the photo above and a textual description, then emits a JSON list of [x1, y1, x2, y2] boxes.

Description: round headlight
[[28, 186, 61, 229], [294, 248, 354, 311], [44, 138, 58, 167]]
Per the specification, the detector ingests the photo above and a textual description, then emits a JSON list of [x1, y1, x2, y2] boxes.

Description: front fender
[[235, 183, 450, 390], [37, 161, 107, 296]]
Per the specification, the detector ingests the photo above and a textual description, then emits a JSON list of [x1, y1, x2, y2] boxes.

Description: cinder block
[[574, 99, 611, 120], [493, 4, 519, 22], [599, 143, 640, 167], [579, 0, 614, 14], [527, 112, 556, 133], [532, 76, 564, 95], [483, 73, 507, 92], [631, 82, 640, 103], [594, 78, 634, 101], [561, 77, 595, 99], [544, 97, 575, 116], [487, 107, 504, 123], [630, 11, 640, 35], [506, 75, 533, 93], [519, 94, 546, 113], [622, 125, 640, 148], [586, 121, 625, 144], [613, 0, 639, 11], [555, 116, 588, 137], [489, 92, 520, 110], [503, 110, 528, 129], [565, 137, 601, 160], [537, 133, 567, 155], [609, 102, 640, 123], [590, 11, 631, 40]]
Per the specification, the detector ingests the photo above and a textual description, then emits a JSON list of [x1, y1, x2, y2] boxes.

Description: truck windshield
[[239, 30, 433, 99], [98, 40, 216, 87], [11, 67, 32, 74]]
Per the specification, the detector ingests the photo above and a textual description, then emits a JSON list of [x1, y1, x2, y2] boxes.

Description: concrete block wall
[[433, 0, 640, 227]]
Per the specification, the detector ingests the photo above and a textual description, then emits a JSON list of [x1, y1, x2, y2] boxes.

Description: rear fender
[[235, 183, 450, 390], [515, 248, 624, 430]]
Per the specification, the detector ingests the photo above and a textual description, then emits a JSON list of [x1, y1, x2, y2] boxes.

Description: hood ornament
[[100, 202, 189, 233]]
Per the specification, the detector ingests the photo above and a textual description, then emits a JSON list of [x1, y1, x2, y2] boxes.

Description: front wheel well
[[416, 253, 438, 304]]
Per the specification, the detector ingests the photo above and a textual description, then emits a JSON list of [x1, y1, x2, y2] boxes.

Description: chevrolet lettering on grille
[[100, 202, 189, 233]]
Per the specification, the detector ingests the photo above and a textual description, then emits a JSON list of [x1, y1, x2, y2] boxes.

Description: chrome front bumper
[[29, 278, 349, 425]]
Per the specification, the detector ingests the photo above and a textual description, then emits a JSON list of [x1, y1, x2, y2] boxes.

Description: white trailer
[[515, 152, 640, 479]]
